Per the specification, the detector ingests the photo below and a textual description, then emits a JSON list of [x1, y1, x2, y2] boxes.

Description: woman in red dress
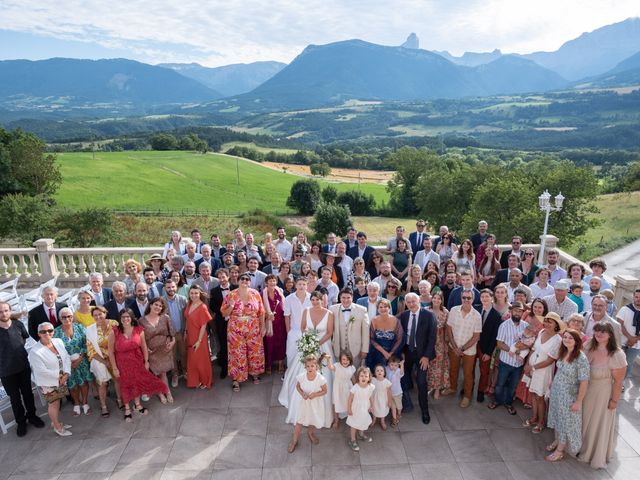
[[184, 286, 213, 389], [108, 309, 168, 422], [262, 274, 287, 375]]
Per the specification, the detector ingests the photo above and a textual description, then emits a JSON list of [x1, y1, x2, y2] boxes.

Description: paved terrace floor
[[1, 363, 639, 480]]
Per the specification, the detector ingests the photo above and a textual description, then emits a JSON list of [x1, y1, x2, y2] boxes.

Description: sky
[[1, 0, 639, 67]]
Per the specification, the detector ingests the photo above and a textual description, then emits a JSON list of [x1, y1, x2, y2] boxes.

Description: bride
[[279, 291, 335, 428]]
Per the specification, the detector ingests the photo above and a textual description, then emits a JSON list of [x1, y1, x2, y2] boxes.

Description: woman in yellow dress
[[74, 290, 95, 327]]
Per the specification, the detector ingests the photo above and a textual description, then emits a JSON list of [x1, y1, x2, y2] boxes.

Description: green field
[[220, 141, 300, 155], [55, 151, 389, 212]]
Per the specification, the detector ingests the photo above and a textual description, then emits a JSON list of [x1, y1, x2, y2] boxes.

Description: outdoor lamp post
[[538, 190, 565, 264]]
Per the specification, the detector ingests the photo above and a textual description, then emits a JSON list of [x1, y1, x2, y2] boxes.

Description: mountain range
[[0, 18, 639, 117]]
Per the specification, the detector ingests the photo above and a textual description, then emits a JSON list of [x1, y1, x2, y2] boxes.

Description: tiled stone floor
[[1, 364, 639, 480]]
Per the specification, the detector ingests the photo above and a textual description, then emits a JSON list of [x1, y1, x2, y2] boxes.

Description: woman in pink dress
[[263, 274, 287, 375], [108, 309, 168, 422]]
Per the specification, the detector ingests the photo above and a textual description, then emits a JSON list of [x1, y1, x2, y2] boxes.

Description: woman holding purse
[[139, 297, 176, 403]]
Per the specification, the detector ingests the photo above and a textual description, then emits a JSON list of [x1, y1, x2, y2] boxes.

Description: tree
[[0, 194, 52, 245], [321, 185, 338, 204], [54, 208, 115, 247], [286, 179, 321, 215], [386, 147, 440, 216], [0, 127, 61, 199], [336, 190, 376, 216], [310, 162, 331, 177], [311, 202, 352, 239], [623, 161, 640, 192], [150, 133, 178, 150]]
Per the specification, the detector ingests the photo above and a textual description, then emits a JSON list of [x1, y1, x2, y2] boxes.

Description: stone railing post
[[613, 274, 640, 309], [538, 234, 559, 264], [33, 238, 59, 281]]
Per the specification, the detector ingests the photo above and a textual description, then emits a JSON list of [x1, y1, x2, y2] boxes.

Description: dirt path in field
[[602, 238, 640, 280], [262, 162, 394, 184]]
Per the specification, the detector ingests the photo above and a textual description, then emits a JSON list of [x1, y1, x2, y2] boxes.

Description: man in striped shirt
[[543, 279, 578, 321], [488, 302, 529, 415]]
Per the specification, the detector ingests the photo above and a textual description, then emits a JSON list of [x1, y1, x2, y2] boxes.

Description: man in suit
[[210, 234, 226, 260], [356, 282, 381, 321], [162, 279, 188, 387], [209, 268, 237, 379], [476, 289, 503, 403], [195, 245, 221, 274], [447, 272, 481, 311], [87, 272, 113, 307], [143, 267, 164, 299], [243, 233, 265, 265], [262, 252, 281, 275], [499, 236, 524, 269], [470, 220, 489, 252], [322, 232, 339, 254], [492, 254, 521, 290], [399, 293, 437, 423], [330, 288, 370, 367], [246, 257, 267, 292], [190, 229, 207, 254], [192, 262, 219, 295], [126, 282, 149, 319], [28, 286, 67, 339], [347, 231, 375, 263], [341, 227, 358, 251], [104, 281, 128, 320], [408, 219, 428, 260]]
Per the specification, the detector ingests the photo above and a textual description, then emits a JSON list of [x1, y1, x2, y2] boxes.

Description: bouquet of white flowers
[[297, 329, 321, 364]]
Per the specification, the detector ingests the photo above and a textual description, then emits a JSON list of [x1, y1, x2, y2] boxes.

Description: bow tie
[[590, 292, 598, 297], [248, 273, 255, 277], [342, 308, 351, 312], [221, 288, 230, 291]]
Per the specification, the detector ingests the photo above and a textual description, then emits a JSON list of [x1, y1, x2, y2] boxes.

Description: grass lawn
[[564, 191, 640, 260], [55, 151, 389, 212]]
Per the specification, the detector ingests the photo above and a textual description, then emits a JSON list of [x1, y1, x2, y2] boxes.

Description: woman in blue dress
[[366, 299, 404, 369], [54, 307, 94, 416], [545, 329, 590, 462]]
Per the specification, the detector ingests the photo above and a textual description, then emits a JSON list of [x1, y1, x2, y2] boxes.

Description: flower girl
[[288, 355, 328, 453], [326, 351, 356, 430], [371, 364, 395, 430], [347, 366, 375, 452]]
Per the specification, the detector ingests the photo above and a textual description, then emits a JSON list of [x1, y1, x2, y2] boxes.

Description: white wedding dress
[[278, 307, 334, 428]]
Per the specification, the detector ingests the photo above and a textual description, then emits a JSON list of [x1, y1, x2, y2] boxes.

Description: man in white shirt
[[87, 272, 112, 307], [330, 288, 369, 367], [246, 258, 267, 292], [104, 281, 127, 321], [183, 261, 199, 286], [530, 268, 554, 299], [584, 258, 613, 291], [446, 292, 482, 407], [182, 241, 203, 265], [356, 282, 381, 320], [543, 279, 578, 321], [336, 242, 352, 287], [323, 232, 339, 254], [342, 227, 358, 251], [584, 295, 622, 345], [386, 225, 406, 252], [414, 237, 439, 271], [283, 277, 312, 366], [582, 276, 603, 312], [505, 269, 532, 303], [129, 282, 149, 319], [372, 261, 398, 292], [274, 227, 293, 261], [317, 267, 339, 305], [544, 249, 566, 286], [618, 288, 640, 379]]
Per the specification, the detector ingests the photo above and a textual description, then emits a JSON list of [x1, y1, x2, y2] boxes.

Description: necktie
[[49, 307, 56, 325], [418, 233, 422, 247], [482, 309, 488, 326], [409, 313, 417, 351]]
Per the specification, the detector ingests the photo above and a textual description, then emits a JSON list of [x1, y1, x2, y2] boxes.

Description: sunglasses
[[462, 297, 473, 301], [525, 252, 534, 256], [39, 329, 54, 334], [60, 315, 73, 319]]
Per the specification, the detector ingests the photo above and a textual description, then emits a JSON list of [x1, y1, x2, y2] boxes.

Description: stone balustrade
[[1, 235, 637, 308]]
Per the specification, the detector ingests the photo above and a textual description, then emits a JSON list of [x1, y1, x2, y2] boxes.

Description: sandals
[[546, 441, 559, 452], [505, 405, 517, 415], [101, 406, 110, 418], [523, 403, 533, 410], [135, 405, 148, 415], [252, 376, 261, 385], [390, 418, 399, 428], [522, 418, 536, 427], [545, 451, 564, 462], [487, 402, 498, 410], [124, 409, 133, 423], [117, 398, 124, 410], [532, 425, 544, 434], [232, 381, 240, 392]]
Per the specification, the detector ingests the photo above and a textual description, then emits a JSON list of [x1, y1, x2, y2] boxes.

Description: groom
[[399, 292, 437, 424], [330, 288, 370, 367]]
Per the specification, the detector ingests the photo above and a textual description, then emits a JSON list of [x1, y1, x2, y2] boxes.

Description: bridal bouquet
[[297, 330, 321, 364]]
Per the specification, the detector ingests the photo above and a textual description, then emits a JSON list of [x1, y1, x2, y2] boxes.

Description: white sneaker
[[54, 427, 72, 437], [141, 395, 150, 402], [171, 375, 179, 388]]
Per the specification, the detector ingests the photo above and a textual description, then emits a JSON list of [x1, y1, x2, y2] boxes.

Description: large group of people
[[0, 222, 636, 468]]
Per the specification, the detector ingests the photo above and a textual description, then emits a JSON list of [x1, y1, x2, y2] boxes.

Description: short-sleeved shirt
[[543, 294, 578, 321], [497, 319, 530, 367], [0, 321, 30, 377], [618, 304, 640, 349], [448, 306, 482, 356]]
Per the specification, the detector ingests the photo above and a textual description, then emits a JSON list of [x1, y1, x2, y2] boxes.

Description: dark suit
[[209, 284, 238, 378], [89, 287, 113, 307], [408, 231, 428, 259], [126, 298, 148, 320], [104, 298, 129, 321], [399, 307, 437, 415], [342, 239, 357, 251], [195, 256, 222, 274], [28, 302, 67, 340], [477, 307, 503, 394], [499, 250, 524, 269], [447, 287, 481, 311], [470, 233, 488, 252], [322, 243, 339, 254], [347, 245, 375, 263], [491, 269, 510, 290], [194, 242, 207, 254]]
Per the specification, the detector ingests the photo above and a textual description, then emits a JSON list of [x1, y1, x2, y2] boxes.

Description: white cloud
[[0, 0, 638, 65]]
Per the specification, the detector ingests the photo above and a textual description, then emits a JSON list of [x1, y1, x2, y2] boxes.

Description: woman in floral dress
[[221, 272, 266, 391], [428, 291, 450, 399]]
